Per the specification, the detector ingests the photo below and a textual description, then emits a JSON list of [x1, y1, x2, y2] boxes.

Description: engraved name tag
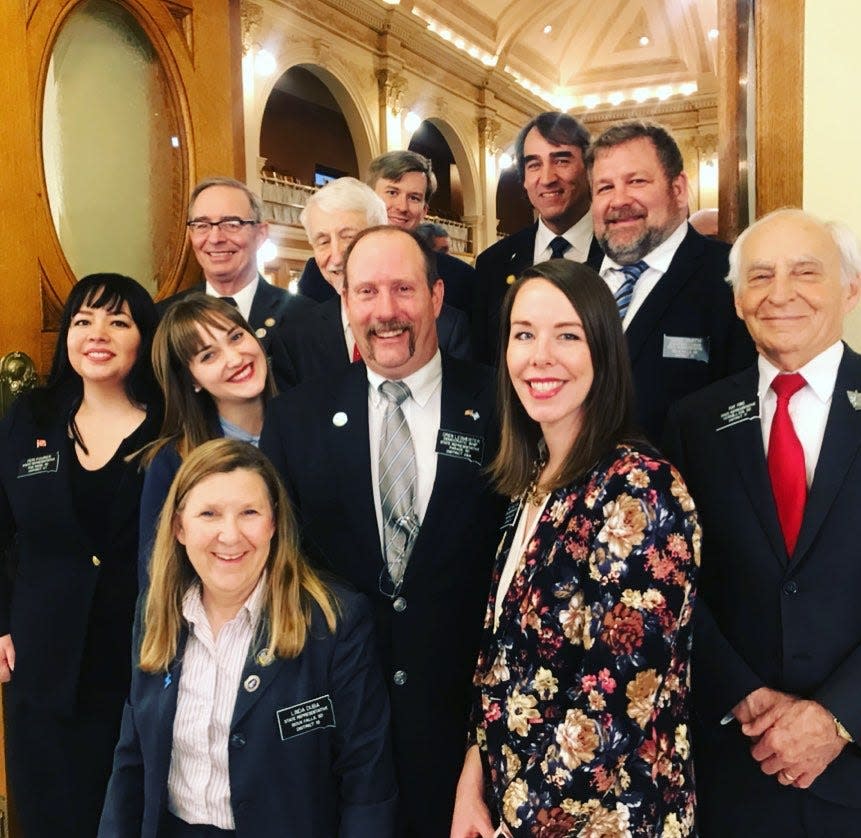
[[17, 452, 60, 478], [662, 335, 710, 363], [436, 429, 484, 465], [276, 694, 336, 740]]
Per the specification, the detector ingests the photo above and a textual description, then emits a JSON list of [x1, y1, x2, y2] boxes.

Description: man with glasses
[[262, 225, 502, 837], [159, 176, 311, 387]]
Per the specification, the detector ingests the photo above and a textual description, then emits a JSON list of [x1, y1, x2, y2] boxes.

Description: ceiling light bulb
[[543, 25, 552, 35], [639, 35, 650, 47]]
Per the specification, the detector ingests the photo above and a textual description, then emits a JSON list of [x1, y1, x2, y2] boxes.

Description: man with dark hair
[[262, 225, 502, 837], [366, 150, 476, 317], [158, 176, 311, 388], [473, 111, 602, 362], [586, 119, 754, 441]]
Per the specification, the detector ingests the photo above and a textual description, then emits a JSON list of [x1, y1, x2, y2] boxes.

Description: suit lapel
[[793, 349, 861, 563], [230, 637, 291, 730], [625, 226, 699, 362], [505, 225, 538, 278], [404, 359, 485, 583], [315, 298, 350, 369], [586, 235, 604, 269], [717, 369, 789, 565], [329, 368, 383, 566]]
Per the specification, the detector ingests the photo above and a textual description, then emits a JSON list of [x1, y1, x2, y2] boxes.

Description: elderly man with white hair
[[285, 177, 472, 383], [664, 208, 861, 837]]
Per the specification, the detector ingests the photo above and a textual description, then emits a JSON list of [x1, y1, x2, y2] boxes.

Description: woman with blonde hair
[[138, 294, 276, 583], [100, 438, 396, 837], [451, 260, 699, 837]]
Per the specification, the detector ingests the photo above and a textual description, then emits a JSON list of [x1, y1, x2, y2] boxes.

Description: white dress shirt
[[340, 299, 358, 362], [168, 575, 266, 828], [206, 275, 258, 323], [757, 341, 843, 487], [367, 351, 442, 558], [533, 213, 594, 264], [599, 220, 689, 329]]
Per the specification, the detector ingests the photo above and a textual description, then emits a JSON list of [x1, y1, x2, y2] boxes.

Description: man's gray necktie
[[549, 236, 571, 260], [378, 380, 419, 588], [614, 260, 649, 318]]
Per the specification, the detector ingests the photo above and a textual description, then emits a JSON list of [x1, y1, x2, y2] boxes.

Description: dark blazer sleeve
[[663, 401, 764, 722], [330, 593, 398, 836], [137, 445, 182, 588], [98, 696, 146, 837]]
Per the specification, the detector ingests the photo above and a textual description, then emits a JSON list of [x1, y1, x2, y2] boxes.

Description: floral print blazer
[[472, 445, 699, 837]]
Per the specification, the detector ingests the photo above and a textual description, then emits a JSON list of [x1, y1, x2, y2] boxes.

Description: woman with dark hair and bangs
[[137, 294, 276, 585], [451, 260, 699, 837], [0, 273, 162, 837]]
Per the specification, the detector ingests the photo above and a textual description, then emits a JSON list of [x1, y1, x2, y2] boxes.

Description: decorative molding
[[377, 69, 407, 115], [161, 1, 194, 55], [241, 0, 264, 55], [478, 116, 500, 154]]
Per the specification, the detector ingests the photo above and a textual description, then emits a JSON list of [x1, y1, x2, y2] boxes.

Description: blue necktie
[[615, 261, 648, 318], [549, 236, 571, 260]]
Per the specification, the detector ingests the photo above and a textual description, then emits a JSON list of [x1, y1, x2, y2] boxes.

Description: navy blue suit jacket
[[260, 356, 504, 837], [0, 393, 158, 710], [99, 587, 397, 838], [281, 296, 472, 385], [663, 347, 861, 827], [472, 222, 603, 363], [622, 225, 755, 442]]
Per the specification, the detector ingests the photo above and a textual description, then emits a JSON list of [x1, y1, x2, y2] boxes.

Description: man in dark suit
[[158, 176, 311, 388], [261, 226, 502, 837], [473, 111, 602, 362], [664, 209, 861, 837], [287, 177, 471, 382], [586, 120, 754, 441], [366, 150, 476, 317]]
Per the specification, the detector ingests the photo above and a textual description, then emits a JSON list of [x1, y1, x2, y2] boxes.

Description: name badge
[[276, 694, 336, 741], [716, 399, 759, 431], [662, 335, 710, 363], [436, 429, 484, 465], [18, 452, 60, 478]]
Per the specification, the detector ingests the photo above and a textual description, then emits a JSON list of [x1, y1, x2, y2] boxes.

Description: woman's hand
[[450, 745, 494, 838], [0, 634, 15, 683]]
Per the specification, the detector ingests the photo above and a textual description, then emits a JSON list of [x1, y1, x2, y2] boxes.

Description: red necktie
[[352, 342, 362, 363], [767, 373, 807, 555]]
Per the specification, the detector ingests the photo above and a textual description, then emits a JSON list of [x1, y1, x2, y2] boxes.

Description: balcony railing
[[260, 172, 474, 257]]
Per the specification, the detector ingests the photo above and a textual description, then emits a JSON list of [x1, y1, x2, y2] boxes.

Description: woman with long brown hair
[[451, 260, 699, 837]]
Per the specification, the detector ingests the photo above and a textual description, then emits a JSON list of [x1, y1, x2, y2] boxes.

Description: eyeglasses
[[186, 218, 258, 235]]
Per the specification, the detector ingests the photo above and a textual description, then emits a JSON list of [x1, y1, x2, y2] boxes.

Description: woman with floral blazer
[[451, 261, 698, 838]]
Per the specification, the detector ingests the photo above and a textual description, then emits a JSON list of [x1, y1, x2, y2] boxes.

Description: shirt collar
[[535, 212, 593, 259], [366, 349, 442, 409], [599, 219, 689, 275], [205, 275, 259, 321], [757, 340, 844, 405], [182, 571, 268, 633]]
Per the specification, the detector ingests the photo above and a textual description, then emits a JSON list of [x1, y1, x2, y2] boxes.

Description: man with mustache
[[286, 177, 472, 383], [587, 120, 754, 441], [261, 225, 502, 837]]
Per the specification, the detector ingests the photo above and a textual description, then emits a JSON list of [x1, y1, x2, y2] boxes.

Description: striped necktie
[[378, 380, 419, 588], [615, 261, 648, 318]]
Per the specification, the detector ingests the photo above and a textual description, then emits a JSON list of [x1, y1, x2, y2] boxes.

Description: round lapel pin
[[332, 411, 348, 427], [244, 674, 261, 693]]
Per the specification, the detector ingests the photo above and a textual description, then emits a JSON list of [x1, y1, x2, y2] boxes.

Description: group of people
[[0, 109, 857, 838]]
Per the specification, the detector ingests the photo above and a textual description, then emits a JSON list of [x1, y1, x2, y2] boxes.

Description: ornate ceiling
[[384, 0, 718, 110]]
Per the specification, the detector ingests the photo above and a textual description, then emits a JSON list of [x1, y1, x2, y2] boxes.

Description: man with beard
[[587, 120, 754, 441], [261, 225, 502, 837]]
